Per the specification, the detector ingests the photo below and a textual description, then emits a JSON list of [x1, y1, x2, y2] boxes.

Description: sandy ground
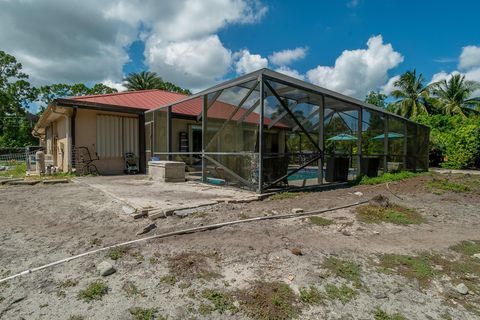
[[0, 173, 479, 320]]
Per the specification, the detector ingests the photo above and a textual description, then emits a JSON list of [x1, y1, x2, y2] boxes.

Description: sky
[[1, 0, 479, 100]]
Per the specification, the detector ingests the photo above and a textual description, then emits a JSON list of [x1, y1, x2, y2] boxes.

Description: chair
[[124, 152, 139, 174]]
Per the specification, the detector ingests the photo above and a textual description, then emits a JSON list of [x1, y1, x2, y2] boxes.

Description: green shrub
[[414, 115, 480, 169]]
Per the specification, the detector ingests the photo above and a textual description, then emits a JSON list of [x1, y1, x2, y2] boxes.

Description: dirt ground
[[0, 172, 479, 320]]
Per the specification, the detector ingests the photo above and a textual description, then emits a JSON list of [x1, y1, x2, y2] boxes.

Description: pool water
[[287, 168, 322, 181]]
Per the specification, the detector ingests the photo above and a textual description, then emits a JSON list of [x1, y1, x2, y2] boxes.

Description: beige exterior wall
[[74, 109, 139, 175], [40, 107, 139, 175]]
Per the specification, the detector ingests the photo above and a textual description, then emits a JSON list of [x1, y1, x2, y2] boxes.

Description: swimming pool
[[287, 168, 322, 181]]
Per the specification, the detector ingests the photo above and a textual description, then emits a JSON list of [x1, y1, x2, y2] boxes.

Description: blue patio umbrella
[[371, 132, 404, 140], [327, 133, 358, 141]]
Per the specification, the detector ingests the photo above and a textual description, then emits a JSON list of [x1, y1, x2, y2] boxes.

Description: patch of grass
[[324, 284, 358, 304], [198, 303, 215, 316], [270, 191, 304, 200], [68, 316, 85, 320], [130, 251, 145, 262], [106, 247, 128, 260], [0, 162, 26, 178], [357, 204, 423, 225], [77, 281, 108, 302], [322, 257, 362, 287], [299, 285, 323, 305], [374, 308, 407, 320], [167, 252, 221, 281], [178, 282, 191, 290], [426, 178, 471, 193], [309, 216, 334, 226], [58, 278, 79, 288], [235, 281, 300, 320], [238, 212, 249, 220], [129, 307, 156, 320], [189, 211, 207, 218], [352, 171, 423, 186], [201, 289, 238, 315], [149, 257, 159, 264], [379, 254, 435, 288], [160, 274, 177, 286], [122, 281, 145, 297], [451, 240, 480, 256], [90, 238, 102, 247]]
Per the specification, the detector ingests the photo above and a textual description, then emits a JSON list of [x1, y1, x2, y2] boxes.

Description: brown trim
[[55, 99, 145, 115], [139, 113, 146, 173]]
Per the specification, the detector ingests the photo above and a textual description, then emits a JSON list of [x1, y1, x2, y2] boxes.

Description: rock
[[391, 288, 402, 294], [354, 191, 363, 196], [369, 194, 390, 208], [97, 261, 116, 276], [455, 283, 468, 295], [373, 231, 380, 235], [233, 301, 240, 308], [136, 223, 156, 235], [374, 292, 388, 299], [271, 210, 279, 215], [473, 253, 480, 260], [292, 208, 304, 214], [122, 206, 136, 215], [341, 230, 352, 236], [290, 248, 303, 256]]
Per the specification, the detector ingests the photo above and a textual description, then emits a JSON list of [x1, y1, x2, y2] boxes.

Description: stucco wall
[[74, 109, 139, 175]]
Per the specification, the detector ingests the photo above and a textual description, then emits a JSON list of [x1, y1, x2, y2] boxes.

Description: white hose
[[0, 199, 368, 284]]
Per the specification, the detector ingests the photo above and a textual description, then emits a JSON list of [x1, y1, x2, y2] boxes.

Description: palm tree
[[390, 70, 430, 118], [124, 71, 164, 91], [430, 74, 480, 117]]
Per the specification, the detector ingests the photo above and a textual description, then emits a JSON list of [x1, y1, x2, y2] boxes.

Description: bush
[[413, 115, 480, 169]]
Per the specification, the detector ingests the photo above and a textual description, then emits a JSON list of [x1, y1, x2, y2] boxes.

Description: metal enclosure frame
[[145, 69, 430, 193]]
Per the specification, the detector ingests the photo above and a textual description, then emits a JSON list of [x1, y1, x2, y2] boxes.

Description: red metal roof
[[66, 89, 286, 127], [70, 89, 187, 110]]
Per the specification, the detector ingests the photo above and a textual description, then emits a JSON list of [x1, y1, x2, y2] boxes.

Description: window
[[96, 115, 138, 158]]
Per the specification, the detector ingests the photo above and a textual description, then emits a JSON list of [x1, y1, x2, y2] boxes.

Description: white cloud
[[274, 66, 305, 80], [102, 79, 127, 92], [234, 49, 268, 75], [459, 45, 480, 70], [146, 35, 232, 91], [0, 0, 267, 90], [380, 75, 400, 95], [430, 45, 480, 87], [306, 35, 404, 98], [269, 47, 307, 66]]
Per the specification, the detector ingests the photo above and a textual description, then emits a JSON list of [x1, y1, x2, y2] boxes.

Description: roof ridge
[[71, 89, 188, 100]]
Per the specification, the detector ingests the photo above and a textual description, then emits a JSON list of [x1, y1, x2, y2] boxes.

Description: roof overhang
[[33, 98, 147, 136]]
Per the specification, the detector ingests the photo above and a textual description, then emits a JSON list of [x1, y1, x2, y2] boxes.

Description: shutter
[[96, 115, 138, 158]]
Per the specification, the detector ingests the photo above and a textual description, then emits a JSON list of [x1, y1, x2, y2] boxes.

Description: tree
[[430, 74, 480, 117], [124, 71, 191, 94], [160, 81, 192, 95], [37, 82, 117, 109], [365, 91, 387, 108], [390, 70, 431, 118], [0, 51, 38, 147], [124, 71, 165, 91]]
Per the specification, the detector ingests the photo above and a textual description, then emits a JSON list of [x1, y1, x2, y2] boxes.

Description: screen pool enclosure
[[145, 69, 429, 193]]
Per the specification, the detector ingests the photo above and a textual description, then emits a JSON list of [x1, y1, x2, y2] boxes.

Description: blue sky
[[1, 0, 479, 99]]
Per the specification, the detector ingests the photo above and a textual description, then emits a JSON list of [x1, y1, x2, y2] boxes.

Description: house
[[34, 68, 429, 193], [33, 90, 188, 174]]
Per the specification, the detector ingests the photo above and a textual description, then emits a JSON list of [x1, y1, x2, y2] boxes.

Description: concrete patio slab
[[73, 175, 257, 214]]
